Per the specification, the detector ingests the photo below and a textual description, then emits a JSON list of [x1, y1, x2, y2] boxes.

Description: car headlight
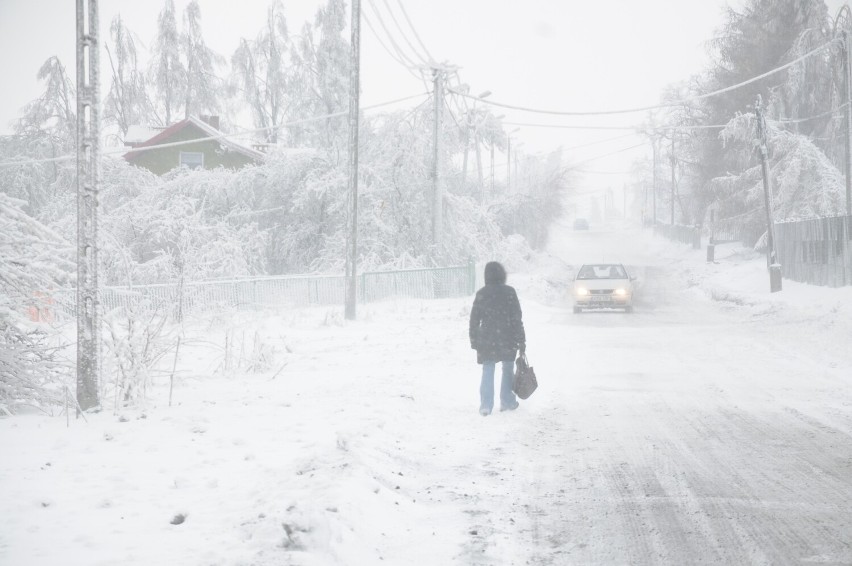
[[614, 288, 628, 296], [576, 287, 589, 296]]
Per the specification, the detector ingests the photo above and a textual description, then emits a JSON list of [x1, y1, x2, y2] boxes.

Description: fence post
[[844, 216, 851, 286], [468, 259, 476, 294]]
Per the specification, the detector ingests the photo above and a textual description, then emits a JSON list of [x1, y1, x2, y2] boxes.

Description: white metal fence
[[52, 264, 476, 319]]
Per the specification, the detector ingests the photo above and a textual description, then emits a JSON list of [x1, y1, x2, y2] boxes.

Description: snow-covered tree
[[2, 56, 77, 217], [231, 1, 292, 143], [0, 193, 74, 415], [96, 161, 268, 285], [181, 1, 225, 119], [149, 0, 186, 125], [288, 0, 349, 151], [652, 0, 837, 222], [710, 113, 845, 240], [105, 15, 152, 136]]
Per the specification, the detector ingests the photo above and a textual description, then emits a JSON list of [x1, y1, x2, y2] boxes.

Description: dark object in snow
[[170, 513, 187, 525], [470, 262, 526, 414], [469, 262, 525, 364], [513, 354, 538, 400], [573, 218, 589, 230]]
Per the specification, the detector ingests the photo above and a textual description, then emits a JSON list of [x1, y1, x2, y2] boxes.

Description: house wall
[[128, 123, 256, 175]]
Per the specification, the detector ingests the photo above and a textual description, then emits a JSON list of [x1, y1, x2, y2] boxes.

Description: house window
[[179, 151, 204, 169]]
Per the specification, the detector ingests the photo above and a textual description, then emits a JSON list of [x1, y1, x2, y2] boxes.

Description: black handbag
[[513, 354, 538, 400]]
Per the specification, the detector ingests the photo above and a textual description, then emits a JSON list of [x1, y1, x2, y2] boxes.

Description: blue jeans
[[480, 359, 517, 412]]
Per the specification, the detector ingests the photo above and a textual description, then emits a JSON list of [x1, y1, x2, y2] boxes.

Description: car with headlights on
[[572, 263, 634, 313]]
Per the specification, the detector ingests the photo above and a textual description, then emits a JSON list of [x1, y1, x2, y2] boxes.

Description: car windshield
[[577, 264, 627, 280]]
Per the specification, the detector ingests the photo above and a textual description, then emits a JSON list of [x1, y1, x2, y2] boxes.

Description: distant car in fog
[[573, 263, 634, 313], [573, 218, 589, 230]]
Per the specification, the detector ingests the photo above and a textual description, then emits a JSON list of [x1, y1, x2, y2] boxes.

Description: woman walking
[[469, 261, 526, 416]]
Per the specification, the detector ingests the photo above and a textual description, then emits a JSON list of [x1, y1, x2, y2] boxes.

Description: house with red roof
[[123, 115, 264, 175]]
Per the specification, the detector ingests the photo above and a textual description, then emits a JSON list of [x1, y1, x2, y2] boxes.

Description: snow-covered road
[[2, 224, 852, 565]]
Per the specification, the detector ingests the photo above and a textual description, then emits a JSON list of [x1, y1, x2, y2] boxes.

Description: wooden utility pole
[[431, 68, 443, 246], [475, 129, 484, 197], [76, 0, 101, 412], [844, 31, 852, 216], [507, 131, 514, 193], [755, 95, 782, 292], [652, 137, 657, 226], [490, 142, 495, 200], [670, 132, 676, 225], [345, 0, 361, 320], [461, 113, 470, 186]]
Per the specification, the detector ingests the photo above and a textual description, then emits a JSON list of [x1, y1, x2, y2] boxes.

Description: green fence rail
[[53, 263, 477, 319]]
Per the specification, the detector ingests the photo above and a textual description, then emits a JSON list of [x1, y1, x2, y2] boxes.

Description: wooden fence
[[775, 215, 852, 287]]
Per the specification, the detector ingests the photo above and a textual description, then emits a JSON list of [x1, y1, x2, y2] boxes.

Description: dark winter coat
[[469, 262, 526, 364]]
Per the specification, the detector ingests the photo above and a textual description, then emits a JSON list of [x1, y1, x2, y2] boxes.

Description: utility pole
[[475, 128, 484, 198], [652, 137, 657, 226], [844, 30, 852, 216], [344, 0, 361, 320], [506, 133, 512, 192], [431, 68, 443, 246], [76, 0, 101, 413], [670, 132, 676, 225], [755, 95, 782, 292], [461, 112, 470, 186], [490, 141, 495, 200]]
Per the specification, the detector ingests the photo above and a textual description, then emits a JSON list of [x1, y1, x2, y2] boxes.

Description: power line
[[505, 104, 849, 134], [449, 39, 839, 117], [0, 93, 430, 168], [502, 121, 728, 131], [361, 6, 423, 81], [573, 169, 634, 175], [394, 0, 435, 64], [364, 0, 423, 70], [379, 0, 430, 66], [559, 132, 641, 151], [776, 102, 849, 124], [564, 142, 648, 171]]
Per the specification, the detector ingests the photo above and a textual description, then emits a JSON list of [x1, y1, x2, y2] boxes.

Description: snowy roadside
[[2, 225, 851, 566], [0, 295, 542, 566], [651, 233, 852, 360]]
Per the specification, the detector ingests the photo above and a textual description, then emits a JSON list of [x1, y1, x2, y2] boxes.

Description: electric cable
[[564, 142, 648, 171], [394, 0, 435, 64], [776, 102, 849, 124], [0, 93, 430, 168], [362, 7, 424, 82], [364, 0, 423, 70], [501, 121, 727, 132], [448, 39, 839, 116], [379, 0, 431, 66]]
